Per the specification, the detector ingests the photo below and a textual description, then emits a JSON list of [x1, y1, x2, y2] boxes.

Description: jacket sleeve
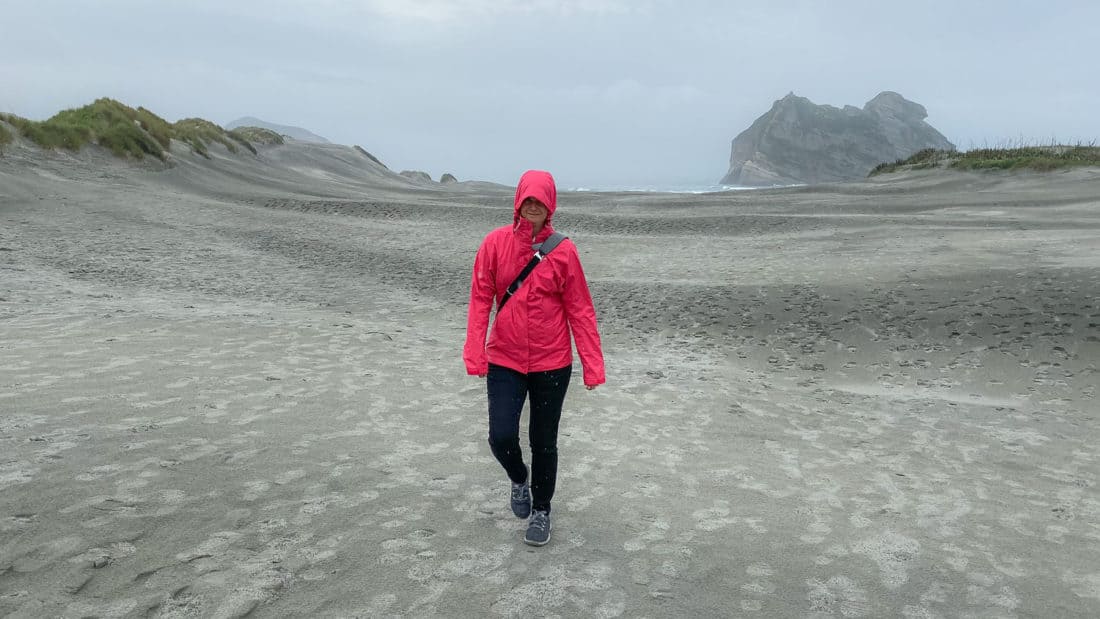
[[463, 236, 496, 375], [561, 243, 605, 386]]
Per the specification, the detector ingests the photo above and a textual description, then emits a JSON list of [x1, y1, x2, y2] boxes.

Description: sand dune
[[1, 139, 1098, 617]]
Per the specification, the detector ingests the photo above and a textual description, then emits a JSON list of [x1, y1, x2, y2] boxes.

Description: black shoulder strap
[[496, 232, 568, 313]]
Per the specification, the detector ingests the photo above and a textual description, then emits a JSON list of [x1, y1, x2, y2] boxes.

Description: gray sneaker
[[510, 475, 531, 519], [524, 510, 552, 546]]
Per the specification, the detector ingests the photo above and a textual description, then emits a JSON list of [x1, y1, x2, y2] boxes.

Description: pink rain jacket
[[464, 170, 606, 386]]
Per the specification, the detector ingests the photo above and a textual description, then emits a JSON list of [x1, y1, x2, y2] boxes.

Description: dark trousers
[[486, 363, 571, 513]]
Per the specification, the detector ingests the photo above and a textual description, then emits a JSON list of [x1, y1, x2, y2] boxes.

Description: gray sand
[[1, 140, 1099, 617]]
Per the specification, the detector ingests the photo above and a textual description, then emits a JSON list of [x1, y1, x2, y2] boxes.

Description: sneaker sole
[[523, 525, 552, 547]]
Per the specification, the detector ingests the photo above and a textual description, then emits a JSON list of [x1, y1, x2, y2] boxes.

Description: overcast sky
[[2, 0, 1096, 188]]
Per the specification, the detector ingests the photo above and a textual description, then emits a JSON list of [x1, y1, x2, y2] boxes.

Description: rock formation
[[440, 173, 458, 184], [720, 91, 954, 186]]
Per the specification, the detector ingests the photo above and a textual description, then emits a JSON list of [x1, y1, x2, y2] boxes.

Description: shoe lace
[[529, 510, 549, 532], [511, 482, 530, 502]]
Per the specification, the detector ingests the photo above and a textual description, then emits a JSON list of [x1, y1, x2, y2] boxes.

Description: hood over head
[[513, 170, 557, 225]]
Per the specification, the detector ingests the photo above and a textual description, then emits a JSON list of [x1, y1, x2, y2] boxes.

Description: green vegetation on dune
[[0, 122, 12, 149], [2, 110, 94, 152], [135, 107, 173, 149], [870, 144, 1100, 176], [226, 130, 259, 154], [952, 145, 1100, 171], [173, 117, 255, 157], [230, 126, 284, 145], [2, 99, 165, 159], [1, 98, 266, 161]]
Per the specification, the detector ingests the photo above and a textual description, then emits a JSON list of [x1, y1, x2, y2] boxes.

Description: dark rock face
[[440, 173, 458, 184], [720, 91, 954, 186]]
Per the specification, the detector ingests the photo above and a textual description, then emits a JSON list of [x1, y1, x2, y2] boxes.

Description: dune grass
[[2, 110, 94, 152], [870, 143, 1100, 176], [135, 107, 173, 150], [0, 122, 12, 149], [231, 126, 284, 145], [1, 98, 263, 160], [174, 118, 243, 157], [952, 145, 1100, 171], [2, 99, 165, 160]]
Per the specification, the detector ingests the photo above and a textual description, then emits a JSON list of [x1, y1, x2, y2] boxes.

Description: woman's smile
[[521, 197, 548, 229]]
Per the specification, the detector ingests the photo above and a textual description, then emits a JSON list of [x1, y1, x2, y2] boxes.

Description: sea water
[[566, 183, 791, 194]]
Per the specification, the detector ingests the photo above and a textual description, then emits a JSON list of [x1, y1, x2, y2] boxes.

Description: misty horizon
[[2, 1, 1096, 188]]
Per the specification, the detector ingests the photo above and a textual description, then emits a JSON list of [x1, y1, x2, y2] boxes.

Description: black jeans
[[486, 363, 571, 513]]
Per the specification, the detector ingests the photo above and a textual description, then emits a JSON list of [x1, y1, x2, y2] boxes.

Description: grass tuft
[[0, 99, 264, 161], [3, 109, 95, 152], [46, 98, 164, 159], [226, 129, 259, 155], [870, 142, 1100, 176], [231, 126, 284, 145], [135, 107, 173, 149], [173, 117, 241, 158], [0, 121, 13, 149]]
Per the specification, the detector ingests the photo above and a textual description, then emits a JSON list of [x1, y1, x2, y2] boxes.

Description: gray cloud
[[1, 0, 1096, 187]]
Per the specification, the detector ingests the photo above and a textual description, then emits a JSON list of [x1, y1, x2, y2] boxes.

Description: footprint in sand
[[242, 480, 271, 501], [274, 470, 306, 485], [692, 500, 738, 532], [622, 511, 670, 552], [854, 530, 920, 589], [806, 575, 873, 616], [739, 563, 777, 612]]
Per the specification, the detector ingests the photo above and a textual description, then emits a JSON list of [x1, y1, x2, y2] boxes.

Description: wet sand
[[1, 140, 1099, 617]]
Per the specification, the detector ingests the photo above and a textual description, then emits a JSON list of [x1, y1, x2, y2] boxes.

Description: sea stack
[[721, 91, 954, 186]]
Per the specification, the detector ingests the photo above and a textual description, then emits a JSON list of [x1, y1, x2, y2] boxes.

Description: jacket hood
[[513, 170, 557, 226]]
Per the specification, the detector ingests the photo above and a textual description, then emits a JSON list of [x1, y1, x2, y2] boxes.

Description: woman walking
[[464, 169, 605, 546]]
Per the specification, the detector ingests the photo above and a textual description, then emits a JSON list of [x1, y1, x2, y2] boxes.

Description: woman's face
[[520, 197, 548, 228]]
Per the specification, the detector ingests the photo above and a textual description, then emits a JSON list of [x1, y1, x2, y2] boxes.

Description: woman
[[464, 169, 605, 546]]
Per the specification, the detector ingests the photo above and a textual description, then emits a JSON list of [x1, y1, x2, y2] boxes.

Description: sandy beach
[[1, 140, 1099, 617]]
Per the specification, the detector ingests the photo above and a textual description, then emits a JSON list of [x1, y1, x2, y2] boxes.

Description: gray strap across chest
[[497, 231, 567, 313], [531, 232, 567, 256]]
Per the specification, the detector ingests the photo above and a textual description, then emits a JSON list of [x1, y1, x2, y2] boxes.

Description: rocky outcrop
[[720, 91, 954, 186], [440, 173, 458, 184]]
